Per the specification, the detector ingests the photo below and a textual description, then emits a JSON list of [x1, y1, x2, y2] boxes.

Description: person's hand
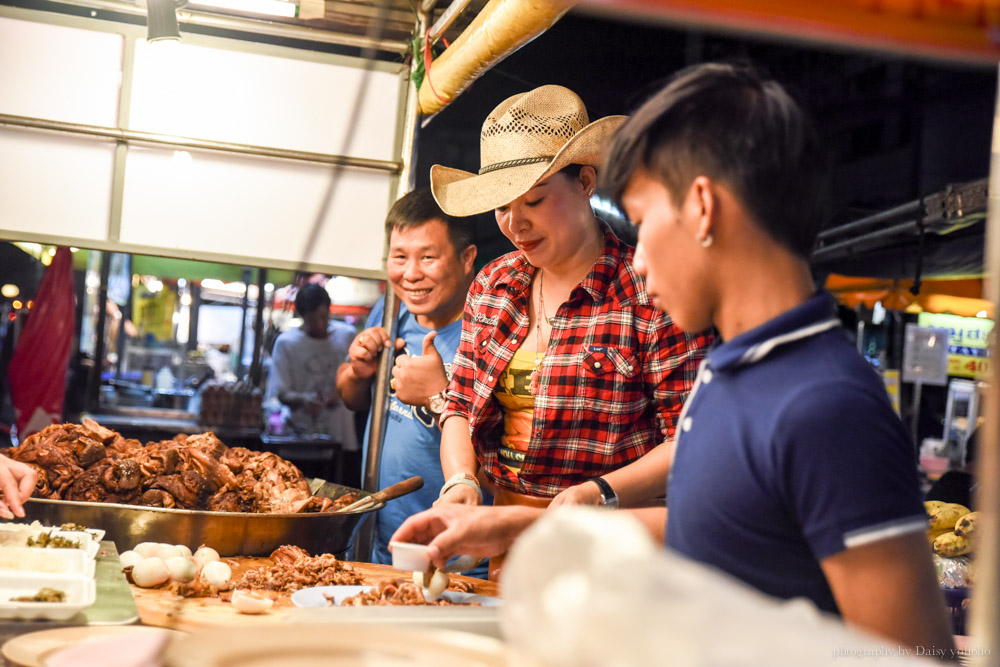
[[549, 481, 602, 508], [433, 482, 481, 507], [391, 504, 541, 569], [348, 327, 393, 380], [391, 331, 449, 407], [0, 455, 37, 520]]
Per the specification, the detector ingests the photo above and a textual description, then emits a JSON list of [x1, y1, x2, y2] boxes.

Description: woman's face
[[495, 167, 596, 268]]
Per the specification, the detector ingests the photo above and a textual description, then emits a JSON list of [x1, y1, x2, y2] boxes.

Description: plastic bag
[[501, 508, 936, 667]]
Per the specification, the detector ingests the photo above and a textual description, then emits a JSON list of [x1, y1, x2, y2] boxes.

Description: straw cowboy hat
[[430, 85, 627, 217]]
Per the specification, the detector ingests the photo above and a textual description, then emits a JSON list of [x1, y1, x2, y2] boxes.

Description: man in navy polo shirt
[[392, 63, 955, 653], [603, 62, 954, 652]]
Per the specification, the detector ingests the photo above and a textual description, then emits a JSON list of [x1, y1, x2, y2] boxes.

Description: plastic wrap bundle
[[934, 554, 975, 589], [501, 508, 937, 667]]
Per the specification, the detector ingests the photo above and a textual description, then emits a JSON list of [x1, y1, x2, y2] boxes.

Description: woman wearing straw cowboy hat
[[428, 85, 712, 579]]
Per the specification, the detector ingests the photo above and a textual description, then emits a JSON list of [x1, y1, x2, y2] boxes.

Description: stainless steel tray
[[21, 482, 379, 557]]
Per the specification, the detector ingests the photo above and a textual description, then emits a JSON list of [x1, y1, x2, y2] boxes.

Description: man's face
[[386, 219, 475, 326], [302, 305, 330, 339], [622, 169, 713, 333]]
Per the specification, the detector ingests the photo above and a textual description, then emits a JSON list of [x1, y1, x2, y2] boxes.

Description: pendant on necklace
[[529, 360, 541, 395]]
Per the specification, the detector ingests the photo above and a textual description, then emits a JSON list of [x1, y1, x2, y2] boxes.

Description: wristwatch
[[427, 390, 448, 415], [591, 477, 619, 508]]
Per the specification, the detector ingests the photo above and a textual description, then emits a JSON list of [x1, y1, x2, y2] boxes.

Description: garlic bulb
[[165, 556, 198, 583], [201, 560, 232, 589], [133, 542, 160, 558], [231, 589, 273, 614], [119, 550, 143, 569], [193, 545, 220, 567], [131, 557, 170, 588]]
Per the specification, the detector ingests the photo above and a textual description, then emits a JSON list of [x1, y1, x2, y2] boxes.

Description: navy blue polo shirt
[[665, 292, 925, 615]]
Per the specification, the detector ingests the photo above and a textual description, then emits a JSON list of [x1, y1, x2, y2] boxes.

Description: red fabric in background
[[7, 247, 76, 439]]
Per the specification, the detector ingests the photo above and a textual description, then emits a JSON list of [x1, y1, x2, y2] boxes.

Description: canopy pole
[[354, 9, 426, 563], [968, 65, 1000, 665]]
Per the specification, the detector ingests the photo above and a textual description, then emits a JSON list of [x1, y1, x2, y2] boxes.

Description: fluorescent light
[[191, 0, 297, 17]]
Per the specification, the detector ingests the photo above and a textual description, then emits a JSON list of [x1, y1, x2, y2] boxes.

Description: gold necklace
[[529, 270, 552, 396]]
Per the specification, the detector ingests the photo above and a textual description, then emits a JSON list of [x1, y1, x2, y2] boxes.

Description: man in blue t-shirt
[[337, 189, 480, 571], [391, 64, 955, 652]]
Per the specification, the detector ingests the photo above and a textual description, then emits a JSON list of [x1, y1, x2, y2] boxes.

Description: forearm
[[626, 507, 667, 543], [440, 416, 478, 479], [336, 362, 373, 411], [600, 442, 671, 507]]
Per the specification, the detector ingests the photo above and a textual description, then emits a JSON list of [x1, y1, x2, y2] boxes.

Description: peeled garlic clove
[[193, 545, 220, 567], [133, 542, 160, 558], [426, 569, 450, 598], [201, 560, 232, 590], [165, 556, 198, 583], [231, 589, 273, 614], [174, 544, 192, 558], [154, 544, 182, 561], [131, 557, 170, 588], [119, 550, 143, 569]]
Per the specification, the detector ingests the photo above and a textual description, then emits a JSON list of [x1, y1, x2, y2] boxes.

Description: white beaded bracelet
[[439, 474, 483, 502]]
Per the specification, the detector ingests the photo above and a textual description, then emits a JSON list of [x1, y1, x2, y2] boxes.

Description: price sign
[[902, 324, 949, 386]]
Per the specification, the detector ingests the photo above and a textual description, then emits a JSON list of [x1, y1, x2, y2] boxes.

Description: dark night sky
[[414, 10, 999, 272]]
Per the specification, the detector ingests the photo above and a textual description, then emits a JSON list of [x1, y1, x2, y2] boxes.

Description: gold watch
[[428, 390, 448, 415]]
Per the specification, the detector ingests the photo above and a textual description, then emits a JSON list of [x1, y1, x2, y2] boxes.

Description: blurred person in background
[[337, 189, 482, 573], [268, 283, 357, 452]]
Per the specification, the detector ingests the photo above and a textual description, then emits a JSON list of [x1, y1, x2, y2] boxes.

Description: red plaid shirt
[[442, 226, 713, 497]]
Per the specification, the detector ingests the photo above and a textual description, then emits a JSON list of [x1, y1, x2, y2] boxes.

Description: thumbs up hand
[[391, 331, 450, 408], [421, 331, 442, 363]]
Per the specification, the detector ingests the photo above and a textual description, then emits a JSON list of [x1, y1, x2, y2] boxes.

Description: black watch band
[[590, 477, 619, 509]]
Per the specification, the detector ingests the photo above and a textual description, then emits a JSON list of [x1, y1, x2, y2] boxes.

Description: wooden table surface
[[130, 558, 499, 633]]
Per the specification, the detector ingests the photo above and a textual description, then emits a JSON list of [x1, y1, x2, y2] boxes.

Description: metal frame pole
[[353, 9, 426, 562], [968, 65, 1000, 665]]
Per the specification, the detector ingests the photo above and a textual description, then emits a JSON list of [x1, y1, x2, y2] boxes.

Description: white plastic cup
[[389, 541, 431, 572]]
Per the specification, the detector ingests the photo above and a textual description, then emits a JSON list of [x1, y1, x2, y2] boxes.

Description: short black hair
[[294, 283, 331, 318], [603, 62, 828, 259], [385, 188, 474, 255]]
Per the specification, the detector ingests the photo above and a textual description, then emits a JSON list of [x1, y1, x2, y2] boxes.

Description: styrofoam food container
[[0, 524, 104, 557], [0, 546, 96, 577], [48, 530, 101, 559], [389, 541, 431, 572], [0, 572, 96, 620]]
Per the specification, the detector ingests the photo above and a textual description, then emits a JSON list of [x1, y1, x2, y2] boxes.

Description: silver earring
[[698, 233, 713, 248]]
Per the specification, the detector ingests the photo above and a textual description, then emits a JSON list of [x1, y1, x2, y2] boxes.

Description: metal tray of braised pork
[[21, 481, 380, 557]]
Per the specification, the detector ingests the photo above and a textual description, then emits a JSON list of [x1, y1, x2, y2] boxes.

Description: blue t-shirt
[[665, 292, 925, 615], [359, 298, 489, 576]]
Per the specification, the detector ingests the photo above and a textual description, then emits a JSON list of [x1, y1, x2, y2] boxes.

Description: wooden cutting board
[[131, 559, 499, 632]]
